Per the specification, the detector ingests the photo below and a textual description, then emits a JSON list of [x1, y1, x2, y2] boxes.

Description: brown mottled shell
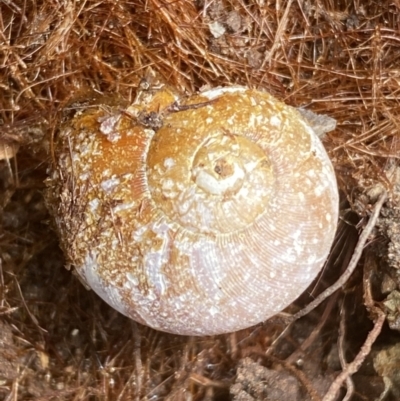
[[46, 86, 339, 336]]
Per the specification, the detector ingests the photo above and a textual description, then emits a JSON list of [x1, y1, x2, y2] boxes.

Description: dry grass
[[1, 0, 400, 400]]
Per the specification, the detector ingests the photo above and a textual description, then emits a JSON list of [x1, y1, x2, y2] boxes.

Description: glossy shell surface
[[46, 86, 339, 335]]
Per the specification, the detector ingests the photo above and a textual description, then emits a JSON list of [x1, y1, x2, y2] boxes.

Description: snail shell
[[46, 86, 339, 336]]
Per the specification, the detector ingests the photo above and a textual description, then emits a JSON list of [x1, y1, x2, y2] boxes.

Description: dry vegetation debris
[[1, 0, 400, 400]]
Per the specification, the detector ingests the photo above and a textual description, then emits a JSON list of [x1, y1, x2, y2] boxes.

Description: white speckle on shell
[[101, 177, 120, 193], [126, 272, 139, 286], [89, 198, 100, 212], [163, 158, 175, 169], [270, 115, 281, 127], [113, 202, 136, 213]]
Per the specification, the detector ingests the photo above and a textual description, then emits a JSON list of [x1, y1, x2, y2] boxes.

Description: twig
[[322, 311, 385, 401], [337, 300, 354, 401]]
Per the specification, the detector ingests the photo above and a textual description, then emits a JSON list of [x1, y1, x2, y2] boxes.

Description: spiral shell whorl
[[46, 86, 338, 335]]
